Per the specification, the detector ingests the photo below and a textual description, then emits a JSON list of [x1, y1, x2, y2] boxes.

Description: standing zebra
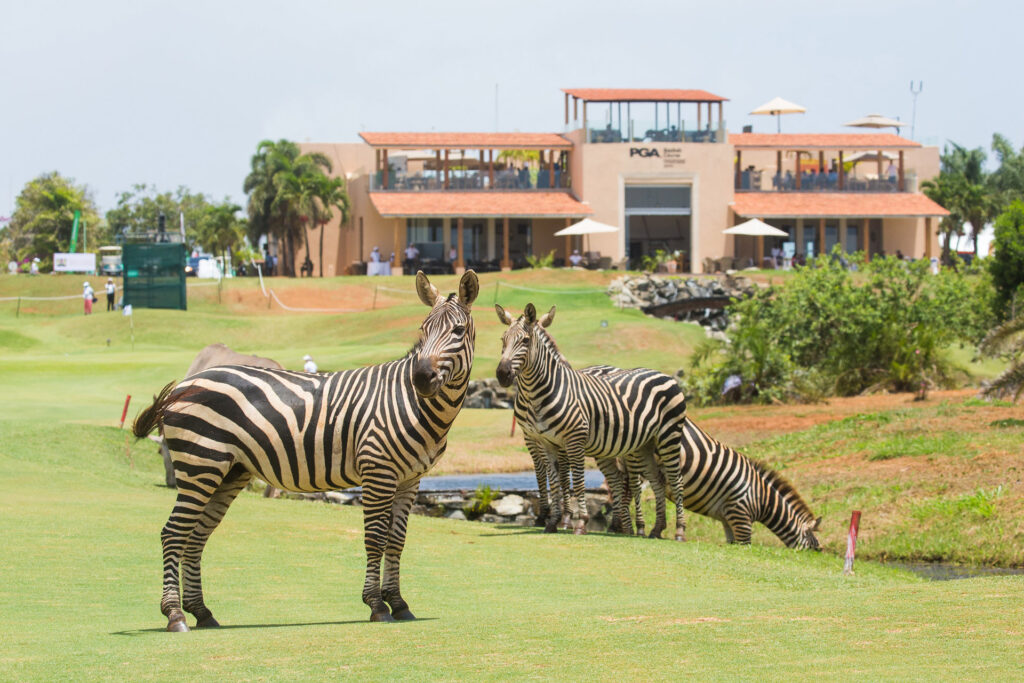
[[677, 417, 821, 548], [133, 271, 479, 631], [495, 303, 688, 539]]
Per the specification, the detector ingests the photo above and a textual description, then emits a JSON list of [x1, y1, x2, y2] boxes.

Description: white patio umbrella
[[724, 219, 789, 268], [553, 218, 620, 236], [723, 219, 789, 237], [843, 113, 906, 133], [750, 97, 806, 133], [554, 218, 619, 261]]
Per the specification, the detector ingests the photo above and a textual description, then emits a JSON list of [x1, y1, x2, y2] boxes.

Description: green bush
[[526, 250, 556, 269], [684, 249, 996, 405], [989, 200, 1024, 319]]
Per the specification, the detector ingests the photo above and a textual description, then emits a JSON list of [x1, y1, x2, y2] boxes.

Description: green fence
[[122, 243, 187, 310]]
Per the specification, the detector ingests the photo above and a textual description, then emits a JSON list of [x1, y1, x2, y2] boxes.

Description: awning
[[732, 193, 950, 219], [369, 192, 593, 218], [562, 88, 728, 103], [731, 133, 921, 150], [359, 132, 572, 150]]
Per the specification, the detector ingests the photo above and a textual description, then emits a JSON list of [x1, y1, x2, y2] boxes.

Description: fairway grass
[[1, 422, 1022, 680]]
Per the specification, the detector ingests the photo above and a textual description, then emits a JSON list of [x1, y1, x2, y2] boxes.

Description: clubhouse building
[[295, 88, 947, 276]]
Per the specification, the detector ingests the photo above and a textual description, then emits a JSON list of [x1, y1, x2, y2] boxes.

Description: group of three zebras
[[134, 270, 820, 632]]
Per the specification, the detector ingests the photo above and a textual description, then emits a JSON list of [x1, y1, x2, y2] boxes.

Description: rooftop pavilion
[[562, 87, 729, 143], [731, 132, 925, 194]]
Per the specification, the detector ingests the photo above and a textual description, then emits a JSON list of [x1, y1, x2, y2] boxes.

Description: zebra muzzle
[[412, 358, 442, 397]]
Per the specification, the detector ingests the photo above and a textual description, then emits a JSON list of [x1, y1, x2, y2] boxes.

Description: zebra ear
[[415, 271, 441, 307], [494, 303, 514, 325], [539, 305, 556, 328], [459, 270, 479, 307], [523, 303, 537, 325]]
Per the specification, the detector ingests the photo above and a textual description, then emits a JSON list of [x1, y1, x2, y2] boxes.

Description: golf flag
[[69, 210, 81, 253]]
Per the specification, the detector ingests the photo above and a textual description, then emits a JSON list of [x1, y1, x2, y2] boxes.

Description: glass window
[[846, 221, 861, 253]]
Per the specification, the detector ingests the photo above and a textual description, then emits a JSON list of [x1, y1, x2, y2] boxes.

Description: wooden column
[[818, 218, 825, 256], [488, 149, 494, 189], [443, 149, 450, 189], [456, 217, 465, 272], [838, 151, 845, 190], [776, 150, 783, 180], [564, 92, 569, 125], [393, 221, 400, 270], [382, 150, 389, 189], [547, 150, 554, 189], [925, 217, 933, 259], [573, 96, 578, 121], [876, 150, 883, 185], [859, 221, 868, 261], [818, 150, 825, 173], [795, 152, 802, 190], [565, 218, 572, 263], [375, 149, 381, 174], [735, 150, 742, 189], [718, 101, 723, 131], [697, 102, 702, 131], [898, 150, 905, 191], [501, 216, 511, 270]]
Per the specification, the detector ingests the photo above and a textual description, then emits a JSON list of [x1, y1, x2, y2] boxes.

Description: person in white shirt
[[303, 355, 318, 373], [568, 249, 583, 267], [105, 278, 117, 311], [369, 246, 381, 263], [82, 281, 94, 315], [403, 243, 420, 274]]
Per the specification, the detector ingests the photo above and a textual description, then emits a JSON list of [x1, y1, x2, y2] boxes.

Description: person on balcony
[[887, 161, 898, 187]]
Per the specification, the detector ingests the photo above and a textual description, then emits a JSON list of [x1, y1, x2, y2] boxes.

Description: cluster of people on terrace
[[739, 160, 903, 192], [380, 165, 565, 191]]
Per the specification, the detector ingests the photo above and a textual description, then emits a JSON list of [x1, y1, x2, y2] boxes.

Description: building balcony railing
[[735, 169, 919, 193], [370, 169, 570, 191], [587, 121, 726, 144]]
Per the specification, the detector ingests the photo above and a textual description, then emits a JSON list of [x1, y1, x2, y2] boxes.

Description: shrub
[[526, 250, 555, 269], [683, 250, 995, 405], [463, 485, 501, 520], [989, 200, 1024, 319]]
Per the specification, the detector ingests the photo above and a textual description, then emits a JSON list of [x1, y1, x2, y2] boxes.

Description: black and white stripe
[[133, 271, 479, 631], [678, 417, 820, 548], [495, 303, 689, 539]]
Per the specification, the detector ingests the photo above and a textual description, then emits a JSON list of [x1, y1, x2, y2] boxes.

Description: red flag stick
[[843, 510, 862, 575], [120, 394, 132, 429]]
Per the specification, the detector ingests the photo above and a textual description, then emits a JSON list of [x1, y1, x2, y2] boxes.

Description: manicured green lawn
[[1, 422, 1022, 680]]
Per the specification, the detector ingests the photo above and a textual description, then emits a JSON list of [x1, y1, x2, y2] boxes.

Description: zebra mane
[[750, 459, 815, 521], [534, 325, 571, 367]]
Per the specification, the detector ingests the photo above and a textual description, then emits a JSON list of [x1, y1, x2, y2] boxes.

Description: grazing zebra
[[495, 303, 688, 539], [677, 417, 820, 549], [132, 271, 479, 631]]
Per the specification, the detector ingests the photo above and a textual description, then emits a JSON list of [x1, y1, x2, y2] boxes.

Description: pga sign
[[629, 147, 660, 158]]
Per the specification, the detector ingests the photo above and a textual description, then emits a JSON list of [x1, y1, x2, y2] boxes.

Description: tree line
[[0, 139, 349, 277]]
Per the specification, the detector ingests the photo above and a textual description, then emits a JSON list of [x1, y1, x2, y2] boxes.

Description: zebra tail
[[131, 380, 179, 440]]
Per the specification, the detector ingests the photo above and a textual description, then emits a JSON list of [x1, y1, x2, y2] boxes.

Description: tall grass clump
[[684, 250, 996, 405]]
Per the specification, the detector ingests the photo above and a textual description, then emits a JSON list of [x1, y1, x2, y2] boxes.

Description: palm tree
[[197, 202, 244, 266], [271, 152, 333, 276], [980, 313, 1024, 402], [922, 143, 997, 258], [311, 175, 350, 277]]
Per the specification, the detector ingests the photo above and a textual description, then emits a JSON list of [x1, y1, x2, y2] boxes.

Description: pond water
[[418, 470, 605, 491], [885, 561, 1024, 581]]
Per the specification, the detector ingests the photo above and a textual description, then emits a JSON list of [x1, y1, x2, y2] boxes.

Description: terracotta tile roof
[[732, 193, 949, 218], [359, 132, 572, 149], [731, 133, 921, 149], [369, 192, 593, 218], [562, 88, 728, 103]]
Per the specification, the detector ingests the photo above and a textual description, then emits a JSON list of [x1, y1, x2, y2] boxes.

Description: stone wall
[[606, 274, 757, 331]]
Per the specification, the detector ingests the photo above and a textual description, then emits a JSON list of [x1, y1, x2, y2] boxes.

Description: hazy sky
[[1, 0, 1019, 218]]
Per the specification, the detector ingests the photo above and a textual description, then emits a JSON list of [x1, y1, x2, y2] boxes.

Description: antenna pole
[[909, 81, 923, 140]]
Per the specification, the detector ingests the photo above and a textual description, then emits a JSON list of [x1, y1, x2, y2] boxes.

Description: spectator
[[403, 243, 420, 273], [569, 249, 583, 267], [448, 245, 458, 263], [105, 278, 116, 311], [7, 260, 16, 275], [30, 258, 40, 275], [369, 246, 382, 263], [82, 281, 94, 315], [887, 160, 898, 185], [896, 249, 905, 261], [303, 354, 318, 373]]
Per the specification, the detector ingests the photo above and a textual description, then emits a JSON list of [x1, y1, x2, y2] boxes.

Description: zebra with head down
[[494, 302, 689, 539], [133, 271, 479, 631]]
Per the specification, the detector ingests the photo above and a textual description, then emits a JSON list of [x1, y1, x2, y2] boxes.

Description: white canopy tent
[[750, 97, 806, 133]]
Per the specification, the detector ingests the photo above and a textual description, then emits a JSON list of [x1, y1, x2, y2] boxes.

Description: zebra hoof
[[392, 608, 416, 621], [195, 615, 220, 628], [543, 522, 558, 533], [166, 616, 190, 633], [675, 532, 687, 542], [370, 610, 395, 623]]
